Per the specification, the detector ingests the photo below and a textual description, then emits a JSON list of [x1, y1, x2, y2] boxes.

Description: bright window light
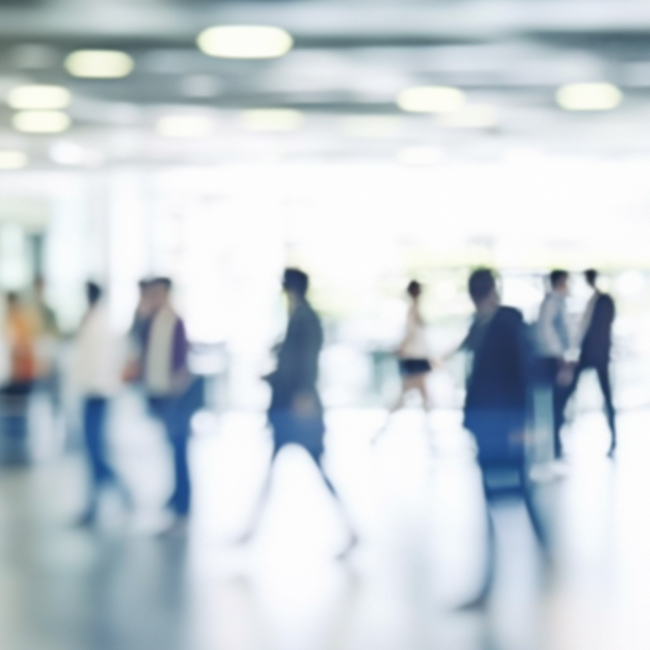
[[0, 151, 28, 169], [12, 110, 71, 133], [156, 115, 215, 138], [7, 85, 71, 109], [397, 86, 466, 113], [240, 109, 304, 132], [197, 25, 293, 59], [556, 82, 622, 111], [65, 50, 134, 79]]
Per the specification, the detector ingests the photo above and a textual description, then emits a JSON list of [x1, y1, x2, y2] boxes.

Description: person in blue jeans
[[72, 282, 130, 525]]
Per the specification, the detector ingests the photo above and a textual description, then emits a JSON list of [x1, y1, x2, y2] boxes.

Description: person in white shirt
[[71, 282, 130, 525], [373, 281, 432, 443], [534, 270, 572, 459]]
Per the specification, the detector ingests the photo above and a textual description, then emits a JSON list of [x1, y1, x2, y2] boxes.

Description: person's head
[[585, 269, 598, 289], [148, 277, 172, 310], [86, 282, 102, 306], [282, 268, 309, 300], [550, 270, 569, 295], [407, 280, 422, 300], [468, 268, 499, 311]]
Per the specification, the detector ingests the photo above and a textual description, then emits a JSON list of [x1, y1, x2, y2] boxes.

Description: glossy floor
[[0, 392, 648, 650]]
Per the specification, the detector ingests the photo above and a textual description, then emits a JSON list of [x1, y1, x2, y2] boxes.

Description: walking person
[[72, 282, 130, 525], [534, 270, 573, 459], [460, 269, 546, 607], [239, 268, 357, 555], [558, 269, 616, 456], [141, 278, 194, 533]]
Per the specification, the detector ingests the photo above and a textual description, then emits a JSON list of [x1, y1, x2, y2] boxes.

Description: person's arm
[[171, 318, 191, 393]]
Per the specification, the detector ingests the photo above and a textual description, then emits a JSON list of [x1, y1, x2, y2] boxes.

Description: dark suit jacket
[[580, 293, 615, 366], [268, 299, 323, 410], [463, 306, 530, 466]]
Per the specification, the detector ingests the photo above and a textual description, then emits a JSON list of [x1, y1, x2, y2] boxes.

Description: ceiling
[[2, 0, 650, 168]]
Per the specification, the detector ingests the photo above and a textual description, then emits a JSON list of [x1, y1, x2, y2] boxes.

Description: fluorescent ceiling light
[[440, 104, 498, 129], [65, 50, 134, 79], [7, 85, 70, 109], [240, 109, 303, 132], [197, 25, 293, 59], [397, 86, 466, 113], [556, 82, 622, 111], [12, 110, 71, 133], [0, 151, 28, 170], [156, 114, 215, 138], [397, 147, 442, 166]]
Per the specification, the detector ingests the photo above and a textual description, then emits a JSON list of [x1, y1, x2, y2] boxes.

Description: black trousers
[[534, 357, 568, 458]]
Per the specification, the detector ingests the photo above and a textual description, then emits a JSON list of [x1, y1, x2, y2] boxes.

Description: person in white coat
[[72, 282, 130, 524]]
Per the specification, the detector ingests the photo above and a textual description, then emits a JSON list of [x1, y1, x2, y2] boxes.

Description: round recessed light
[[397, 86, 466, 113], [240, 109, 304, 132], [556, 83, 622, 111], [197, 25, 293, 59], [0, 151, 28, 170], [12, 110, 71, 134], [7, 84, 71, 110], [156, 114, 215, 138], [65, 50, 134, 79]]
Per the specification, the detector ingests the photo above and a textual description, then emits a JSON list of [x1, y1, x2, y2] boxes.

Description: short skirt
[[399, 358, 432, 377]]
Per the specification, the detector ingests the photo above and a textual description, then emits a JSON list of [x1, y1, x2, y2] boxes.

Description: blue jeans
[[83, 397, 116, 513], [148, 396, 191, 516]]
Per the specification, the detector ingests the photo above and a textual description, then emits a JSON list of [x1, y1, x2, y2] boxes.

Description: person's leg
[[413, 373, 432, 411], [596, 363, 616, 454], [553, 361, 581, 459], [81, 397, 111, 521], [163, 399, 192, 517]]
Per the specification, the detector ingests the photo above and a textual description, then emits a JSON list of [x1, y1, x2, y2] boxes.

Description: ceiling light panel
[[65, 50, 134, 79], [556, 83, 622, 111], [0, 151, 28, 170], [12, 111, 71, 134], [397, 86, 466, 113], [7, 85, 71, 110], [197, 25, 293, 59]]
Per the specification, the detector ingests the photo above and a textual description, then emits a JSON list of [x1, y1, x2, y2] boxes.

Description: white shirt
[[400, 303, 430, 359], [535, 291, 571, 358], [71, 302, 122, 396]]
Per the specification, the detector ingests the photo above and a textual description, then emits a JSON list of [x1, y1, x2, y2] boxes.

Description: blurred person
[[372, 280, 433, 443], [534, 270, 572, 459], [558, 269, 616, 456], [32, 275, 59, 338], [122, 279, 155, 383], [460, 269, 545, 607], [239, 268, 357, 554], [141, 277, 193, 533], [72, 282, 131, 525]]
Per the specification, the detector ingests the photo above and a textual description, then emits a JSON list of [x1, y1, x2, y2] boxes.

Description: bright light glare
[[12, 110, 71, 133], [556, 82, 622, 111], [397, 146, 442, 166], [240, 109, 304, 132], [49, 141, 103, 166], [0, 151, 28, 170], [339, 116, 402, 138], [397, 86, 466, 113], [197, 25, 293, 59], [65, 50, 134, 78], [156, 115, 215, 138], [7, 85, 71, 109]]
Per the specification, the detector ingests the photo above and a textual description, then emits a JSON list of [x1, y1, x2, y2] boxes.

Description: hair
[[407, 280, 422, 298], [6, 291, 19, 305], [86, 282, 102, 305], [585, 269, 598, 287], [550, 270, 569, 288], [138, 278, 152, 289], [468, 268, 496, 304], [282, 268, 309, 297], [149, 277, 172, 291]]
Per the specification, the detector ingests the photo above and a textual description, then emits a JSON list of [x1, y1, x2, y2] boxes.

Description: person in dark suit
[[558, 269, 616, 456], [239, 268, 357, 553], [460, 269, 545, 607]]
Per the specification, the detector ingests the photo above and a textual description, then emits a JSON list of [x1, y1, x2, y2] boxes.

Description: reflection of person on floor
[[72, 282, 130, 525], [240, 268, 357, 554], [534, 270, 573, 459], [461, 269, 545, 607], [141, 278, 193, 532], [558, 269, 616, 456]]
